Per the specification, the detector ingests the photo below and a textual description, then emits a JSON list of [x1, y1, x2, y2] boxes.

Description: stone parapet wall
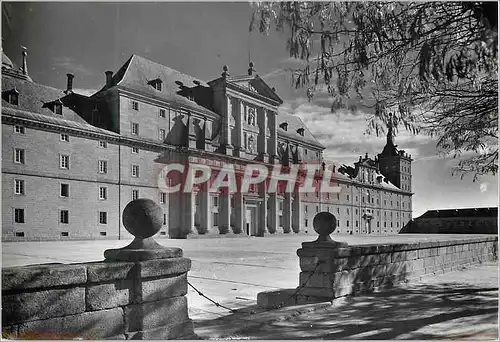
[[296, 236, 498, 301], [2, 258, 195, 340]]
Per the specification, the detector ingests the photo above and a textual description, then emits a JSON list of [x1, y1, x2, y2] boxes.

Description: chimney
[[105, 71, 113, 87], [21, 46, 28, 75], [66, 73, 74, 93]]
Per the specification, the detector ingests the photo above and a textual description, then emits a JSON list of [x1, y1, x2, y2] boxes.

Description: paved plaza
[[2, 234, 497, 327]]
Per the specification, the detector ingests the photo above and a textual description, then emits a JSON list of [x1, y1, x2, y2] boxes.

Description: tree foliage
[[250, 1, 498, 180]]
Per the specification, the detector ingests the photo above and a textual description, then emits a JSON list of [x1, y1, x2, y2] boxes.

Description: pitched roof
[[2, 76, 86, 123], [2, 106, 119, 137], [417, 207, 498, 219], [276, 112, 324, 148], [97, 55, 219, 118]]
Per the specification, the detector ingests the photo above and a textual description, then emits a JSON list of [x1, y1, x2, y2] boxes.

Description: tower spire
[[386, 113, 395, 145]]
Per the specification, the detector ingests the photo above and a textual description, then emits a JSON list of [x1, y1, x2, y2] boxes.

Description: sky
[[2, 2, 498, 217]]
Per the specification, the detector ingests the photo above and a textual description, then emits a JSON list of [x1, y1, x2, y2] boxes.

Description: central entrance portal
[[244, 204, 258, 236]]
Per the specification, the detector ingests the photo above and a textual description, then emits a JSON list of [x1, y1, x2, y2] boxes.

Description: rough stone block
[[125, 320, 194, 340], [297, 247, 352, 259], [3, 287, 85, 325], [371, 264, 387, 279], [139, 274, 188, 303], [138, 258, 191, 278], [412, 258, 425, 271], [125, 296, 188, 332], [351, 267, 373, 283], [406, 250, 418, 260], [87, 262, 135, 282], [17, 308, 124, 340], [386, 261, 412, 276], [354, 280, 374, 293], [2, 264, 87, 291], [86, 280, 132, 311], [423, 256, 436, 268], [257, 288, 298, 309], [417, 249, 429, 259], [299, 271, 334, 288]]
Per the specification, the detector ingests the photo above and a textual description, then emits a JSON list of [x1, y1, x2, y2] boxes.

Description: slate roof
[[276, 112, 324, 149], [2, 106, 120, 137], [417, 207, 498, 219], [2, 76, 87, 123], [97, 55, 219, 118], [336, 163, 401, 191]]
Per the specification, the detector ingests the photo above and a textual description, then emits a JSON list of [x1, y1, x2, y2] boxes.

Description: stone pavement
[[2, 234, 498, 339], [194, 262, 498, 340]]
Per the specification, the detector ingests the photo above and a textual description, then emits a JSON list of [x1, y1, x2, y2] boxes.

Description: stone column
[[183, 192, 196, 235], [283, 192, 292, 233], [268, 193, 278, 234], [233, 191, 244, 234], [168, 171, 193, 238], [292, 190, 302, 233], [258, 182, 268, 236], [199, 183, 211, 234], [222, 95, 233, 156], [268, 110, 278, 163], [257, 107, 268, 161], [235, 99, 244, 157], [219, 190, 231, 234]]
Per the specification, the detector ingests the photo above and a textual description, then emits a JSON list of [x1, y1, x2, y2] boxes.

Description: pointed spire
[[247, 61, 255, 76], [221, 65, 229, 79], [387, 113, 394, 145]]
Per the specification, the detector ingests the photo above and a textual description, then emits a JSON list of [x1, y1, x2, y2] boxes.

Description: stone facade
[[2, 48, 413, 241]]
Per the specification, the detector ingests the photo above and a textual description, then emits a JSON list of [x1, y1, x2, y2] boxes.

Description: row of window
[[6, 92, 63, 114], [13, 208, 168, 227], [13, 180, 168, 204]]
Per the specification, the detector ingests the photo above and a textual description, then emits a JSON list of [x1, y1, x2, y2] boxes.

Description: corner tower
[[377, 114, 413, 193]]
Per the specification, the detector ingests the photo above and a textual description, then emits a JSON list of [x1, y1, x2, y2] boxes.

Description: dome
[[2, 51, 14, 69]]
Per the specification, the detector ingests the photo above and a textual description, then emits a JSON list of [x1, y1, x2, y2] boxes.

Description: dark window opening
[[15, 232, 25, 237], [61, 232, 69, 237], [100, 231, 107, 236], [14, 208, 25, 223]]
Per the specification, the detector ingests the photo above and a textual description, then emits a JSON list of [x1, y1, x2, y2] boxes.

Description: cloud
[[73, 88, 98, 96], [480, 183, 488, 193], [260, 68, 288, 80], [279, 96, 436, 166], [52, 56, 94, 76]]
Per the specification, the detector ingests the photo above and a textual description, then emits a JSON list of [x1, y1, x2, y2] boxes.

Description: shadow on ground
[[194, 282, 499, 340]]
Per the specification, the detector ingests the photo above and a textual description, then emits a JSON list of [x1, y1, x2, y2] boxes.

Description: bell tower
[[377, 114, 413, 193]]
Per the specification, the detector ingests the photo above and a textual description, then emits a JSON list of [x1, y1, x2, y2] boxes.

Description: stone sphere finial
[[313, 212, 337, 242], [123, 199, 163, 239], [223, 65, 228, 72]]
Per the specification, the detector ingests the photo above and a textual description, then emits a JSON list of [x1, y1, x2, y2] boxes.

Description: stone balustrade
[[2, 199, 196, 340]]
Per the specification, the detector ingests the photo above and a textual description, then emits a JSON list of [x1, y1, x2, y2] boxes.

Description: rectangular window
[[316, 206, 319, 213], [160, 192, 166, 204], [377, 222, 380, 227], [99, 212, 107, 224], [131, 122, 139, 135], [132, 147, 139, 154], [159, 108, 166, 118], [60, 155, 69, 169], [60, 133, 69, 142], [159, 129, 166, 141], [132, 165, 139, 177], [213, 213, 219, 226], [305, 219, 308, 227], [60, 183, 69, 197], [14, 208, 25, 223], [347, 208, 350, 214], [54, 103, 62, 115], [15, 232, 25, 237], [14, 148, 25, 164], [132, 190, 139, 201], [15, 179, 25, 195], [99, 160, 108, 174], [14, 125, 25, 134], [100, 231, 107, 236], [305, 205, 308, 213], [163, 214, 167, 225], [60, 210, 69, 224], [9, 93, 19, 105], [356, 220, 359, 227], [131, 100, 139, 111], [213, 196, 218, 207], [99, 186, 107, 200], [337, 207, 340, 214], [346, 194, 350, 201], [346, 220, 349, 227], [279, 215, 283, 227], [61, 231, 69, 237], [99, 141, 107, 148]]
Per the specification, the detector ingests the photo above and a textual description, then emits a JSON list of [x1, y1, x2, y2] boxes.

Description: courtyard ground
[[2, 234, 498, 339]]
